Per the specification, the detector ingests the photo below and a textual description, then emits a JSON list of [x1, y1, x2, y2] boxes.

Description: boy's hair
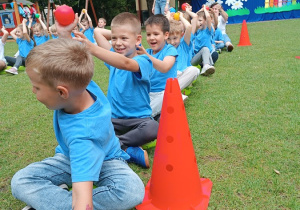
[[111, 12, 141, 34], [169, 19, 183, 35], [49, 24, 57, 33], [26, 39, 94, 89], [145, 14, 170, 33], [98, 18, 106, 23], [81, 18, 88, 23], [196, 11, 206, 20]]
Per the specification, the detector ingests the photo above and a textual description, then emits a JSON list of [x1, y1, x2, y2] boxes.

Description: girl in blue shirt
[[5, 19, 35, 75], [32, 16, 49, 45]]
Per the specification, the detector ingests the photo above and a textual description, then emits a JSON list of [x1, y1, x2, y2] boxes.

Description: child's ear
[[136, 34, 142, 45], [164, 31, 169, 40], [57, 86, 69, 99]]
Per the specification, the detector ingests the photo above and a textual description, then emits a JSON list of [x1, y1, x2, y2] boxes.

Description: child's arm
[[74, 32, 140, 72], [28, 16, 33, 33], [191, 16, 198, 34], [72, 181, 93, 210], [204, 6, 212, 31], [93, 28, 111, 50], [85, 12, 93, 29], [37, 15, 49, 35], [180, 12, 192, 45], [22, 19, 31, 42], [78, 22, 86, 33], [137, 45, 176, 73], [79, 10, 84, 22], [9, 27, 17, 40], [185, 4, 197, 19], [1, 26, 9, 43], [217, 4, 228, 22], [210, 8, 218, 30]]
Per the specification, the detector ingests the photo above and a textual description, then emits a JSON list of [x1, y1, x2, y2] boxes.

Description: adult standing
[[210, 3, 234, 52], [152, 0, 170, 15]]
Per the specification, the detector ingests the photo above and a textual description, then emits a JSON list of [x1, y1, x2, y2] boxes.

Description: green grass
[[227, 8, 250, 17], [1, 18, 300, 209]]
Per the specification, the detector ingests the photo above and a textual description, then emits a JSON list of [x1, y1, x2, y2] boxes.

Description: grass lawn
[[0, 18, 299, 209]]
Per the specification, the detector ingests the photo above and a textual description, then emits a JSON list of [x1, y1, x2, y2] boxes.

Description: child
[[97, 17, 106, 28], [71, 24, 84, 38], [137, 14, 178, 118], [167, 14, 200, 91], [74, 12, 159, 169], [5, 19, 35, 75], [49, 24, 58, 39], [11, 38, 145, 210], [186, 6, 215, 76], [0, 26, 9, 71], [79, 10, 95, 44], [32, 15, 50, 45], [210, 2, 234, 52], [212, 24, 224, 53]]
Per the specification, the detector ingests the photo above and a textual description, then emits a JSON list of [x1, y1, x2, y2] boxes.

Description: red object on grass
[[295, 56, 300, 59], [54, 5, 75, 26]]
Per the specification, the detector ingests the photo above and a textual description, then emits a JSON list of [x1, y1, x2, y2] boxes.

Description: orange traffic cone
[[238, 20, 252, 46], [136, 78, 213, 210]]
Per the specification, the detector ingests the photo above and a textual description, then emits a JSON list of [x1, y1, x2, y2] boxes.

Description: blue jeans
[[223, 34, 232, 44], [154, 0, 167, 15], [11, 153, 145, 210]]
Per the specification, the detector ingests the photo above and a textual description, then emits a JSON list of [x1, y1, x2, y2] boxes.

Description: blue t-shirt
[[146, 44, 178, 92], [34, 35, 50, 46], [83, 27, 95, 43], [193, 27, 214, 53], [16, 38, 34, 58], [213, 28, 224, 43], [176, 37, 192, 72], [51, 35, 58, 39], [105, 53, 153, 119], [54, 81, 129, 182]]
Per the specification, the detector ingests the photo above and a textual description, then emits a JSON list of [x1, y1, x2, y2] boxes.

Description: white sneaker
[[182, 94, 188, 102], [22, 206, 34, 210], [201, 64, 215, 76]]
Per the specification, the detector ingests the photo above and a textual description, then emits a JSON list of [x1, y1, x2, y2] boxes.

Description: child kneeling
[[11, 38, 145, 210]]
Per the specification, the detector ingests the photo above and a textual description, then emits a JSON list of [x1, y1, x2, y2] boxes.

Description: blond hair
[[26, 39, 94, 89], [32, 23, 47, 36], [49, 24, 57, 33], [169, 19, 183, 35], [111, 12, 141, 34]]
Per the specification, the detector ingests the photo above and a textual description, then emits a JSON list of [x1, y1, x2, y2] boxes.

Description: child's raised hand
[[55, 11, 79, 38], [72, 31, 94, 51], [136, 44, 147, 55], [29, 16, 33, 22], [186, 5, 192, 12], [22, 18, 28, 24]]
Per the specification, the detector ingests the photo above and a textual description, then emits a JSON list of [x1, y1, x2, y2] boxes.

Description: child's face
[[212, 5, 220, 16], [27, 69, 64, 110], [146, 24, 169, 54], [81, 20, 88, 28], [15, 27, 23, 38], [72, 26, 79, 33], [33, 28, 41, 37], [111, 25, 140, 58], [197, 16, 206, 30], [167, 32, 182, 48], [98, 20, 106, 28]]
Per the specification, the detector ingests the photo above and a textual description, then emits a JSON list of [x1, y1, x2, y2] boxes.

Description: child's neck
[[63, 90, 94, 114]]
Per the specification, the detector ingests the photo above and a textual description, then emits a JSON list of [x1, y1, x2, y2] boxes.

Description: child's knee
[[11, 170, 25, 198], [0, 60, 6, 70]]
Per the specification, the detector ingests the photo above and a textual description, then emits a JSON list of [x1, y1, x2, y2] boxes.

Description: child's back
[[11, 38, 145, 209]]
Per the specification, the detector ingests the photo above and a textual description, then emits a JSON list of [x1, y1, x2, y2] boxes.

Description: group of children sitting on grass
[[8, 3, 234, 210]]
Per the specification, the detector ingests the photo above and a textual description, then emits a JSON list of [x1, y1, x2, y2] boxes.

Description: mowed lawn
[[0, 18, 299, 209]]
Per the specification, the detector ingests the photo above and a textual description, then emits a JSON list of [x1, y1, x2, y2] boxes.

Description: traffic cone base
[[238, 20, 252, 46], [136, 178, 212, 210], [136, 78, 213, 210]]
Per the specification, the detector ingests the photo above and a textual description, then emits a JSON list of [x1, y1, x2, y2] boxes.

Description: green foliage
[[227, 8, 250, 17]]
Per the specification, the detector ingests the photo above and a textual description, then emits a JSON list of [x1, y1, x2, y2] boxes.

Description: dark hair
[[145, 14, 170, 33]]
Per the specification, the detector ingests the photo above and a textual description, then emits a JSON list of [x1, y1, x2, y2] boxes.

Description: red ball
[[54, 5, 75, 26], [181, 3, 188, 11]]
